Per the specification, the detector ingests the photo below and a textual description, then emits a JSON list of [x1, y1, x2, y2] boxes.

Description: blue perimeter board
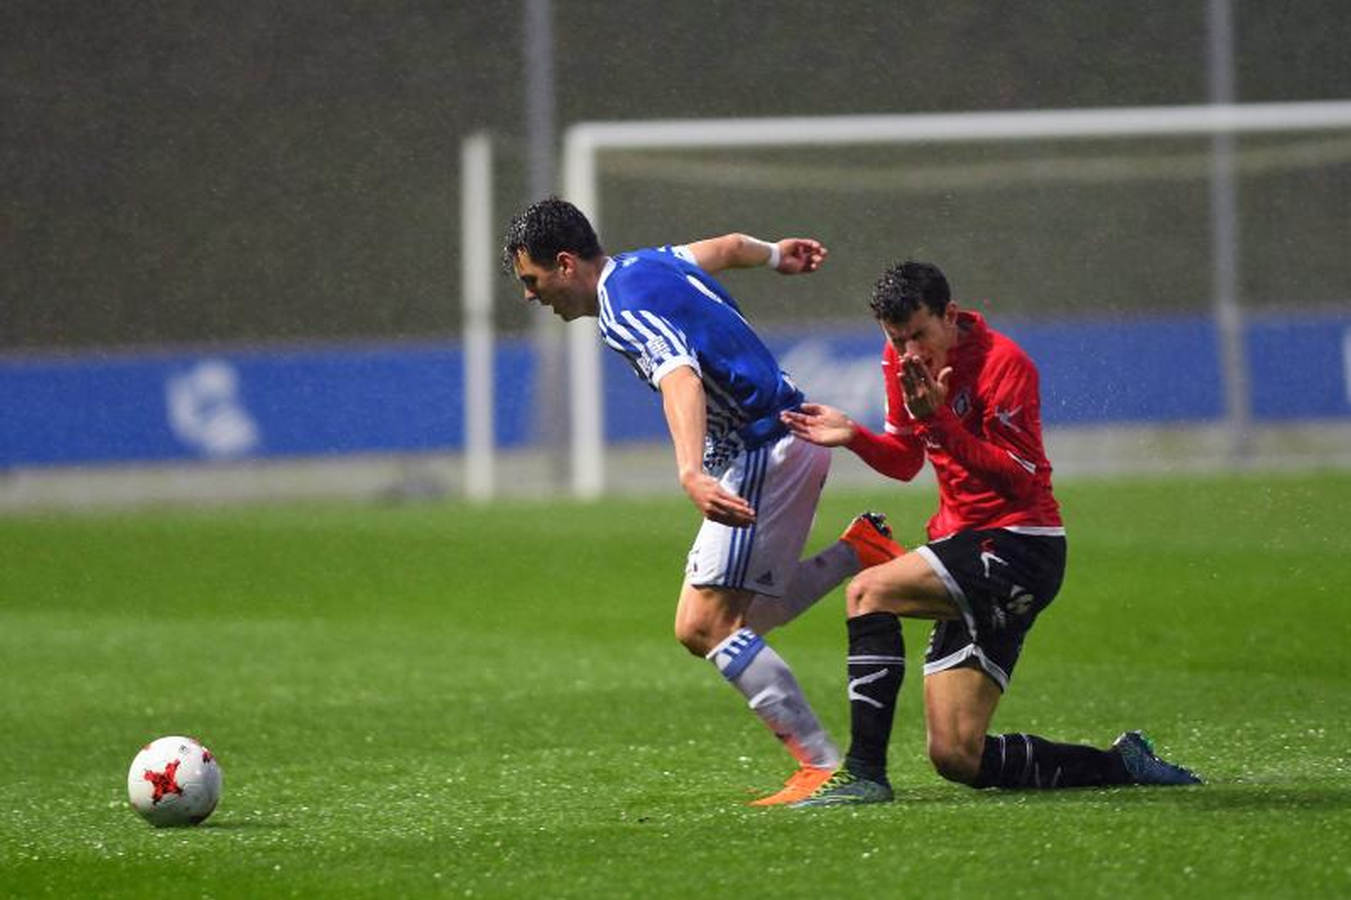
[[2, 314, 1348, 468]]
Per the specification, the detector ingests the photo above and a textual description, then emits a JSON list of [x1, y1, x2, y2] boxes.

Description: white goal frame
[[551, 100, 1351, 498]]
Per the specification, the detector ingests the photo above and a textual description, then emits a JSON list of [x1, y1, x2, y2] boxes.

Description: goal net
[[470, 102, 1351, 497]]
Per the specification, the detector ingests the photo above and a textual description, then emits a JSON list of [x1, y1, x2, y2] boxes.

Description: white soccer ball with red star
[[127, 735, 222, 827]]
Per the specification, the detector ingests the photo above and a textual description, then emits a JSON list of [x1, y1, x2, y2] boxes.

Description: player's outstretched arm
[[780, 402, 858, 447], [785, 402, 926, 482], [686, 233, 827, 275]]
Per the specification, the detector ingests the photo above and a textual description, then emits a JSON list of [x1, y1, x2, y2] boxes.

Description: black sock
[[974, 733, 1131, 788], [843, 612, 905, 782]]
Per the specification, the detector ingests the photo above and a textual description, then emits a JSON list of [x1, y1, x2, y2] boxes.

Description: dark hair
[[869, 261, 951, 323], [501, 197, 604, 272]]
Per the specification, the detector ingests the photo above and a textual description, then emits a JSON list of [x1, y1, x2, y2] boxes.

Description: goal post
[[461, 131, 495, 501], [560, 100, 1351, 499]]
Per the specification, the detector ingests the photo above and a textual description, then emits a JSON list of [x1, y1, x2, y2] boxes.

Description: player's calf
[[705, 627, 842, 772], [971, 733, 1132, 789]]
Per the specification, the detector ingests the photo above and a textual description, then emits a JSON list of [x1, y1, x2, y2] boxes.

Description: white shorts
[[684, 434, 830, 598]]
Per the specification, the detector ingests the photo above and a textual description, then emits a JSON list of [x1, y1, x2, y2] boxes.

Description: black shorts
[[916, 528, 1067, 691]]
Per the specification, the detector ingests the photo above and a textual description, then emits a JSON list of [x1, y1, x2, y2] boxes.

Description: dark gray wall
[[3, 1, 1349, 349]]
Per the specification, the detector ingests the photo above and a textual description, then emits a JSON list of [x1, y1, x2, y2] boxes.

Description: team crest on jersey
[[951, 387, 972, 419]]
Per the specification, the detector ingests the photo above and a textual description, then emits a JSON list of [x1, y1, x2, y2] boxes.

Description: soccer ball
[[127, 735, 222, 827]]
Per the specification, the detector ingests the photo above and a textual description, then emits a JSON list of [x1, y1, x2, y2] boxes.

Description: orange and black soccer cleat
[[840, 512, 904, 570]]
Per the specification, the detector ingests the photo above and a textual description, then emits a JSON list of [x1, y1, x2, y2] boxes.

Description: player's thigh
[[923, 666, 1002, 757], [849, 550, 961, 619]]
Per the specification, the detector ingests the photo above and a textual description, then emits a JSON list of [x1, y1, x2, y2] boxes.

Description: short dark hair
[[869, 261, 951, 323], [501, 197, 604, 272]]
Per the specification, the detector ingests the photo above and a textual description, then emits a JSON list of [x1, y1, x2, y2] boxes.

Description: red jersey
[[846, 310, 1063, 540]]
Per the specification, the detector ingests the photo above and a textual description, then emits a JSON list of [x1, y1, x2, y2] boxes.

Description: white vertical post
[[1208, 0, 1251, 459], [461, 132, 495, 501], [523, 0, 569, 492], [563, 129, 605, 498]]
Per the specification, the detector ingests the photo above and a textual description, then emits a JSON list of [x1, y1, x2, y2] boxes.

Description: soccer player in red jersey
[[782, 261, 1201, 804]]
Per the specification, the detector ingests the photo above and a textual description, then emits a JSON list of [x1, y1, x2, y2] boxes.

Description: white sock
[[706, 628, 841, 769], [744, 541, 858, 634]]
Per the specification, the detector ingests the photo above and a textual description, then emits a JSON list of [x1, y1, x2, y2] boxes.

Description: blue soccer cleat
[[1112, 731, 1203, 786]]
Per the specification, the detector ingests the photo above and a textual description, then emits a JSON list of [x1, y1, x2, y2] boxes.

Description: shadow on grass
[[888, 782, 1351, 812], [1134, 784, 1351, 813], [198, 818, 290, 831]]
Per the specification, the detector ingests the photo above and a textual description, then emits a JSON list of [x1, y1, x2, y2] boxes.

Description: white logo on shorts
[[1006, 586, 1034, 615], [980, 548, 1007, 578]]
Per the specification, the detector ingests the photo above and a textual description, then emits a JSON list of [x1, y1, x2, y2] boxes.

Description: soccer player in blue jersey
[[503, 198, 902, 805]]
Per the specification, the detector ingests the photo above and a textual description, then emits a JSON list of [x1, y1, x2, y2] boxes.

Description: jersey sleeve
[[914, 350, 1043, 499], [982, 349, 1049, 477], [603, 304, 700, 389], [666, 244, 698, 266], [845, 424, 925, 481]]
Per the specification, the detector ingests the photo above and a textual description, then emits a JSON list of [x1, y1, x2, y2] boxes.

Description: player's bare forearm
[[686, 234, 827, 275], [660, 366, 755, 526], [660, 366, 706, 482]]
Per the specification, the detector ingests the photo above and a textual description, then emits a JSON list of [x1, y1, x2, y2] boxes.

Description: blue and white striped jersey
[[597, 245, 804, 474]]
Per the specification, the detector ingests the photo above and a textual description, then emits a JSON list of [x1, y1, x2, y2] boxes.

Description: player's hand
[[773, 238, 828, 275], [899, 354, 951, 419], [681, 470, 756, 527], [780, 402, 857, 447]]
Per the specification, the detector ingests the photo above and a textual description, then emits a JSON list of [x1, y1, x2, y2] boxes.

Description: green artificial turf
[[1, 471, 1348, 897]]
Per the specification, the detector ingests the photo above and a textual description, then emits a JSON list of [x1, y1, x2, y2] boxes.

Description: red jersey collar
[[949, 309, 992, 365]]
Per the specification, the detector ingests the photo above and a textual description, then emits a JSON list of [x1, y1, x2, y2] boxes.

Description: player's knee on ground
[[927, 734, 983, 785]]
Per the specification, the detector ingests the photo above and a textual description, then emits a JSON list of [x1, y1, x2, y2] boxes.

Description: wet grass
[[1, 471, 1348, 897]]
